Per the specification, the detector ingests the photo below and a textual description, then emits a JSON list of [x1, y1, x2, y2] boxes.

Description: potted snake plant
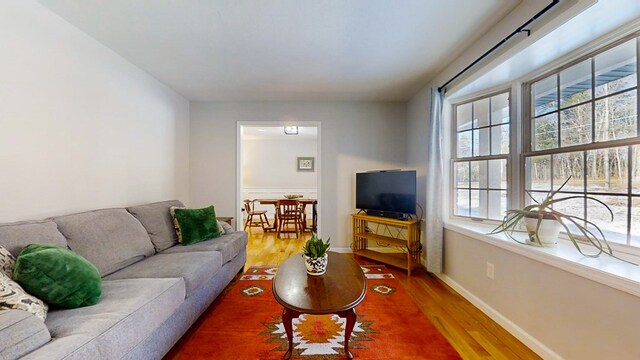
[[303, 233, 330, 276], [490, 176, 633, 263]]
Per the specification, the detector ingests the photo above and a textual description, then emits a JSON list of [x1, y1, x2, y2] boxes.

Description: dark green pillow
[[172, 205, 222, 245], [13, 244, 102, 309]]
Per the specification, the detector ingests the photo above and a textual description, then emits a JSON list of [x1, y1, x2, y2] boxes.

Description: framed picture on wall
[[297, 157, 315, 172]]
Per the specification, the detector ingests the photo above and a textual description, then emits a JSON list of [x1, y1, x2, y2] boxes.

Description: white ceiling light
[[284, 126, 299, 135]]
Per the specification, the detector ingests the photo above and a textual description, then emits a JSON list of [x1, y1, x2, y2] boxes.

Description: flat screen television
[[356, 170, 416, 219]]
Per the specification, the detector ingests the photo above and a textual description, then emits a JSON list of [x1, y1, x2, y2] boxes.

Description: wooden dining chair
[[243, 199, 270, 231], [276, 199, 303, 238]]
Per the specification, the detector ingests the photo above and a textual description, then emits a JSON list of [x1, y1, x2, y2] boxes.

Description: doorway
[[236, 122, 321, 238]]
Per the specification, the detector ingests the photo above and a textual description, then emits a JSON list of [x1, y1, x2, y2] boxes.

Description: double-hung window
[[524, 35, 640, 247], [452, 91, 510, 220]]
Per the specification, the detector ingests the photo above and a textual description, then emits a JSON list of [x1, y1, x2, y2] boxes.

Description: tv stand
[[351, 213, 421, 275]]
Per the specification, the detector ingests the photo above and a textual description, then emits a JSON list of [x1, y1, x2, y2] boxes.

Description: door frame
[[236, 121, 322, 234]]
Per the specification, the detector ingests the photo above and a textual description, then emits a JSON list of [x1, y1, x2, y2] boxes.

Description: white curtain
[[425, 87, 444, 273]]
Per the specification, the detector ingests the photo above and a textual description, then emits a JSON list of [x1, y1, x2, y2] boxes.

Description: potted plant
[[490, 177, 633, 263], [303, 233, 331, 276]]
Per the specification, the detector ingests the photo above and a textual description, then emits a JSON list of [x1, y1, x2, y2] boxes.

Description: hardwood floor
[[166, 228, 541, 360]]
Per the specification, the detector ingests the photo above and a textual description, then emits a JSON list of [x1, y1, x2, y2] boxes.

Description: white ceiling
[[36, 0, 519, 101], [243, 126, 317, 140]]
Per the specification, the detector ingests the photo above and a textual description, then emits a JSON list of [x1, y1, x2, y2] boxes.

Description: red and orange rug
[[175, 265, 460, 359]]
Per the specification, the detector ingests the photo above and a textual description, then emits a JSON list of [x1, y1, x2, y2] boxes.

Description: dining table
[[256, 198, 317, 234]]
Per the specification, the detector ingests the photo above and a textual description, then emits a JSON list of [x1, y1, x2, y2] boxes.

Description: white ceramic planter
[[524, 216, 561, 247], [304, 254, 328, 276]]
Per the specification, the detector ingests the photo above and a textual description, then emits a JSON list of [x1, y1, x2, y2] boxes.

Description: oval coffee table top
[[272, 252, 366, 314]]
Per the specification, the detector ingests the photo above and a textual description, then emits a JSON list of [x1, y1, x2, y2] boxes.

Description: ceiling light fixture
[[284, 126, 298, 135]]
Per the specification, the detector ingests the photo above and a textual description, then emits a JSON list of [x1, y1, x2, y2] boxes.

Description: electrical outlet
[[486, 262, 495, 280]]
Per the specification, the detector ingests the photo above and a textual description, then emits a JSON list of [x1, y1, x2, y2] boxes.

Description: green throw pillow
[[171, 205, 222, 245], [13, 244, 102, 309]]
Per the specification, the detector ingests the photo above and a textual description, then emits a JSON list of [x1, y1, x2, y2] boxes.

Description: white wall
[[243, 137, 317, 189], [444, 229, 640, 359], [0, 1, 190, 222], [190, 101, 407, 248]]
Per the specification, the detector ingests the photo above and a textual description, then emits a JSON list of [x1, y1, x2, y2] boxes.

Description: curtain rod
[[438, 0, 560, 94]]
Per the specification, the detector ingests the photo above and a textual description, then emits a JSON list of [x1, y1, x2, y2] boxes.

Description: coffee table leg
[[344, 308, 356, 359], [282, 307, 294, 360]]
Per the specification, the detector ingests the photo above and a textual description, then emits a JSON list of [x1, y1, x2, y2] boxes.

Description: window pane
[[470, 190, 487, 218], [487, 190, 507, 220], [457, 103, 473, 131], [560, 59, 592, 108], [552, 152, 584, 192], [533, 74, 558, 116], [595, 89, 637, 141], [477, 128, 490, 156], [533, 113, 558, 150], [586, 147, 628, 194], [560, 103, 592, 147], [526, 191, 548, 207], [470, 160, 488, 188], [455, 162, 470, 189], [595, 39, 637, 97], [633, 145, 640, 194], [526, 155, 552, 191], [457, 131, 472, 158], [588, 195, 627, 244], [491, 124, 509, 155], [551, 192, 585, 221], [473, 98, 490, 128], [491, 93, 509, 125], [455, 189, 470, 217], [488, 159, 507, 189], [630, 198, 640, 247]]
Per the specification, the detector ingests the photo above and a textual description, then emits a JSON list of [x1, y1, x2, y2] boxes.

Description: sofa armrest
[[0, 310, 50, 360]]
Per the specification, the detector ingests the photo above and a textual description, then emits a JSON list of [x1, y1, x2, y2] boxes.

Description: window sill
[[444, 220, 640, 298]]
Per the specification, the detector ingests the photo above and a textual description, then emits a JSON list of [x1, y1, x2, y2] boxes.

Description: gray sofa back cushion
[[0, 220, 68, 257], [126, 200, 184, 252], [53, 209, 155, 277]]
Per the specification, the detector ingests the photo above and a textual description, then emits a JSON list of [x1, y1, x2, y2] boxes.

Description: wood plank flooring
[[165, 228, 541, 360]]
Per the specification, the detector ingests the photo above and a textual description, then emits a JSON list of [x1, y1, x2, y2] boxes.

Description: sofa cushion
[[0, 220, 68, 258], [163, 231, 248, 264], [103, 252, 222, 297], [170, 206, 222, 245], [23, 278, 184, 360], [126, 200, 184, 252], [0, 272, 48, 322], [53, 209, 155, 277], [0, 309, 51, 360], [13, 244, 101, 309]]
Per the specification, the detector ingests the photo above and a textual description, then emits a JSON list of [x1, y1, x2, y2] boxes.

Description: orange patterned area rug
[[176, 265, 461, 359]]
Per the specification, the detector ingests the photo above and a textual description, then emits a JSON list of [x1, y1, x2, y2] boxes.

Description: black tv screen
[[356, 170, 416, 216]]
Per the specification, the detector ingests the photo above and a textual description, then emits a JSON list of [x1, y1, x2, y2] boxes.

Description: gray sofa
[[0, 200, 247, 360]]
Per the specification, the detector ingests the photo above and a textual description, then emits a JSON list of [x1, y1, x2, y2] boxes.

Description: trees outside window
[[524, 37, 640, 247]]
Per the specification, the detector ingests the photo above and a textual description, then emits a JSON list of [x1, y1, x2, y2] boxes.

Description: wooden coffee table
[[272, 252, 366, 359]]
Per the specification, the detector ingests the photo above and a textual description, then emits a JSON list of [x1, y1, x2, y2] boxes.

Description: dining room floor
[[244, 226, 312, 267]]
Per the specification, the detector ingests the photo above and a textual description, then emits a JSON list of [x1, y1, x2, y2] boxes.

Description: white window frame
[[451, 89, 513, 222]]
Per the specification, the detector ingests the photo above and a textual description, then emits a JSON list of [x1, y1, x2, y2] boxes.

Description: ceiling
[[37, 0, 519, 101], [243, 126, 317, 140]]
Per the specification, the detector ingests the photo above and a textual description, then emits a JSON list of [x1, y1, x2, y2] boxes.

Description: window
[[453, 91, 510, 220], [524, 36, 640, 247]]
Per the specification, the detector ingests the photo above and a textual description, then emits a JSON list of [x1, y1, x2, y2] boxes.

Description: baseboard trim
[[435, 273, 563, 360]]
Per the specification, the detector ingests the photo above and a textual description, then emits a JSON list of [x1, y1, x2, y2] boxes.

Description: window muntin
[[453, 91, 510, 220], [525, 36, 640, 247]]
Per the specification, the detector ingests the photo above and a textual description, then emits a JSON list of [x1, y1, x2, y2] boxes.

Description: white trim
[[444, 221, 640, 298], [436, 273, 563, 360]]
